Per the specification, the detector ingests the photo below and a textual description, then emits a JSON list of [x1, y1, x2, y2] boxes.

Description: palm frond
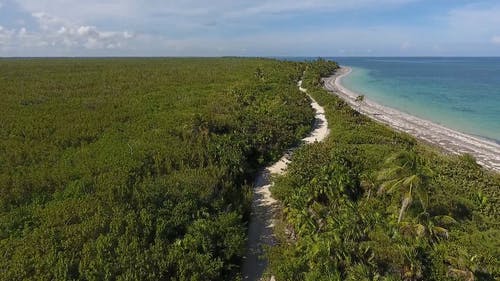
[[385, 178, 406, 194], [432, 226, 449, 239], [434, 215, 458, 226]]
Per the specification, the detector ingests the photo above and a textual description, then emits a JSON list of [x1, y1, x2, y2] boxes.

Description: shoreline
[[324, 67, 500, 172]]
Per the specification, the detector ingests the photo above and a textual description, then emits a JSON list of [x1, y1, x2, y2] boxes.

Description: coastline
[[323, 67, 500, 172]]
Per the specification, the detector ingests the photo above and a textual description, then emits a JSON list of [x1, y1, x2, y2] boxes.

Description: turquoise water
[[331, 58, 500, 143]]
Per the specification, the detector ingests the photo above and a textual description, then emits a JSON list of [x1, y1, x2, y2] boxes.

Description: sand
[[241, 82, 330, 281], [323, 67, 500, 172]]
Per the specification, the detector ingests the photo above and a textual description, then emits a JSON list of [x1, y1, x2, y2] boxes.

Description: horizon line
[[2, 55, 500, 59]]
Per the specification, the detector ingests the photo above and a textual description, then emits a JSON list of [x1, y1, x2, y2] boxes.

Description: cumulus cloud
[[2, 0, 421, 56], [18, 26, 26, 36], [0, 9, 136, 56], [0, 25, 15, 45], [12, 12, 133, 51]]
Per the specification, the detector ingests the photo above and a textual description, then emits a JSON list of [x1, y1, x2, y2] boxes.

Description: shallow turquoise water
[[332, 58, 500, 143]]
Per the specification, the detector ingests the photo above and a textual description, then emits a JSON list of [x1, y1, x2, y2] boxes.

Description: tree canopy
[[269, 60, 500, 281], [0, 58, 314, 280]]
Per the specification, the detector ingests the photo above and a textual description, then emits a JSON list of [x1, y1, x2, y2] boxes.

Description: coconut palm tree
[[355, 95, 365, 102], [399, 212, 456, 242], [377, 150, 433, 223], [355, 95, 365, 112]]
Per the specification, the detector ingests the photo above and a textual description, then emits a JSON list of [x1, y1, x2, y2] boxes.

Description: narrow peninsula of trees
[[268, 60, 499, 281]]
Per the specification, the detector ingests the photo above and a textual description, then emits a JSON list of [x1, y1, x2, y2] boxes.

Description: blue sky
[[1, 0, 500, 56]]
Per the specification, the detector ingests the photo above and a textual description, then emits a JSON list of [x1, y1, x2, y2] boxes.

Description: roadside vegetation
[[269, 60, 500, 281], [0, 58, 314, 280]]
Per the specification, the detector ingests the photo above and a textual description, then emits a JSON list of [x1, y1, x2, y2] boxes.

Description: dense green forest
[[0, 58, 315, 280], [269, 61, 500, 280], [1, 58, 498, 281]]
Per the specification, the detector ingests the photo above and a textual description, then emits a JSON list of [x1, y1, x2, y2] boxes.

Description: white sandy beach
[[324, 67, 500, 172]]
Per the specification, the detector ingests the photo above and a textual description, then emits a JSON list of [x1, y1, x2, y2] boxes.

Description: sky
[[1, 0, 500, 57]]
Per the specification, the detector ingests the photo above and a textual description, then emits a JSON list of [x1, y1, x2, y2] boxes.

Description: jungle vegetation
[[269, 60, 500, 280], [1, 58, 498, 281], [0, 58, 315, 280]]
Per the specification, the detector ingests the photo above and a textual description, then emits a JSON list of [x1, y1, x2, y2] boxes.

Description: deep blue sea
[[283, 57, 500, 143]]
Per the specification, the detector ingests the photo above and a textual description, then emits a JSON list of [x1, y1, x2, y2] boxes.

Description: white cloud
[[123, 31, 133, 39], [0, 11, 134, 55], [0, 25, 15, 45], [400, 40, 412, 50], [1, 0, 419, 56], [28, 12, 134, 50], [18, 27, 26, 36], [140, 25, 426, 57], [16, 0, 137, 21], [3, 0, 500, 56], [492, 36, 500, 45]]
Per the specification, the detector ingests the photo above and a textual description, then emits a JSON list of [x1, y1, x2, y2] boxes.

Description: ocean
[[319, 57, 500, 143]]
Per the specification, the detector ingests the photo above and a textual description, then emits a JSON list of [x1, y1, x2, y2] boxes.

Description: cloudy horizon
[[1, 0, 500, 57]]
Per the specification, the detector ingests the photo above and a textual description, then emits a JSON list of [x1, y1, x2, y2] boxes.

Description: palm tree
[[355, 95, 365, 102], [377, 150, 433, 223], [360, 172, 376, 200], [355, 95, 365, 112], [399, 212, 456, 242]]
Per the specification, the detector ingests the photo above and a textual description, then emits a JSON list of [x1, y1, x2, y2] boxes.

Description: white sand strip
[[241, 81, 329, 281], [323, 67, 500, 172]]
